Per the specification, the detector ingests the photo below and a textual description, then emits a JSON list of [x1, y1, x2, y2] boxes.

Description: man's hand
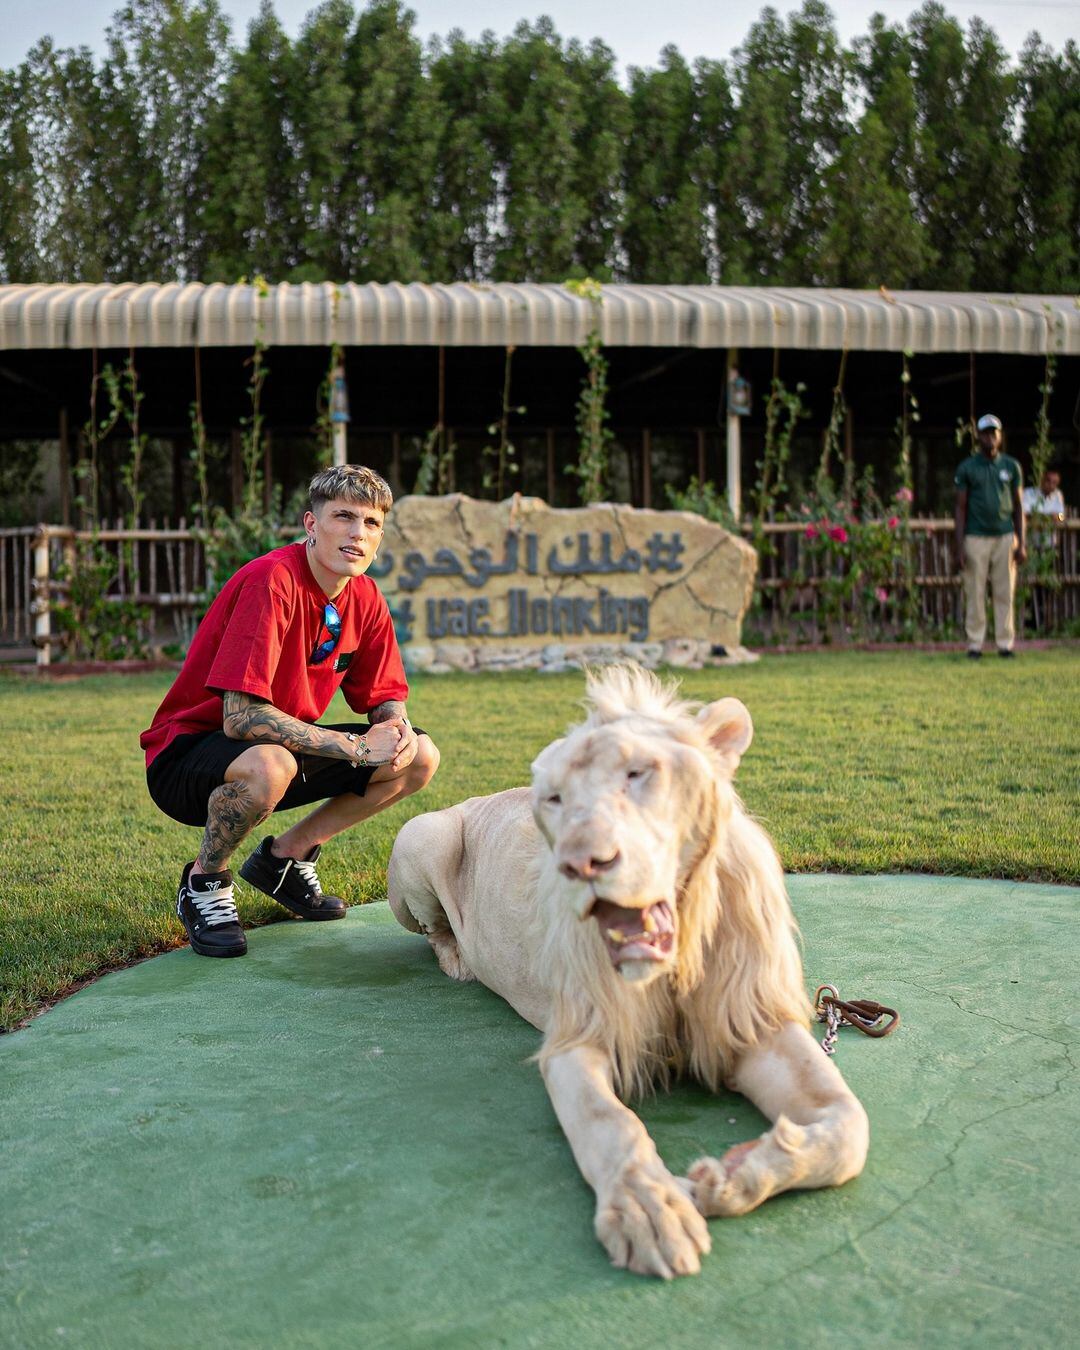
[[371, 715, 418, 772], [955, 541, 967, 572], [1014, 543, 1028, 565], [359, 719, 406, 766], [366, 701, 419, 773]]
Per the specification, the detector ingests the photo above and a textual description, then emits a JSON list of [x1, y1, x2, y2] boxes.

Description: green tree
[[491, 19, 586, 281], [819, 110, 931, 286], [204, 2, 301, 281], [101, 0, 232, 280], [695, 57, 737, 283], [623, 46, 708, 282], [0, 43, 108, 282], [564, 38, 628, 280], [1015, 38, 1080, 292], [427, 30, 501, 280], [94, 31, 153, 279], [291, 0, 356, 279], [0, 64, 37, 282], [342, 0, 436, 280], [908, 3, 1019, 289], [725, 1, 848, 283], [827, 14, 933, 285]]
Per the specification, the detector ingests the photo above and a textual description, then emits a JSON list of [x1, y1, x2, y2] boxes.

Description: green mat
[[2, 875, 1077, 1349]]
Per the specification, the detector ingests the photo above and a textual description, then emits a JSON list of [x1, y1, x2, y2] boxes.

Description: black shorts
[[146, 722, 425, 828]]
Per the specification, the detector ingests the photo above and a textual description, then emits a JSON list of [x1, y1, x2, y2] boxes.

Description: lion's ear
[[530, 737, 565, 779], [696, 698, 753, 773]]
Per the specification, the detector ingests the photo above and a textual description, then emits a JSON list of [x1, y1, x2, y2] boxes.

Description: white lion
[[387, 665, 868, 1279]]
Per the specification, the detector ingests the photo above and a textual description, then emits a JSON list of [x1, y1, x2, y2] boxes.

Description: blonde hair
[[308, 465, 393, 514]]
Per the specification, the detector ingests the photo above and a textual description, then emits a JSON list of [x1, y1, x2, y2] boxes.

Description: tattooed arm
[[221, 691, 401, 765], [367, 700, 408, 725]]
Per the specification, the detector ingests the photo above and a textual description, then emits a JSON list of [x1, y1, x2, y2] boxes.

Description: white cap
[[976, 413, 1002, 431]]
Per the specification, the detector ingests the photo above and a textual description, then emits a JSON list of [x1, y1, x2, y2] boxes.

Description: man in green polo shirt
[[954, 413, 1026, 659]]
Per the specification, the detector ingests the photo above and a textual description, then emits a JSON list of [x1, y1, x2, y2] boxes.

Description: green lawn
[[2, 649, 1078, 1032]]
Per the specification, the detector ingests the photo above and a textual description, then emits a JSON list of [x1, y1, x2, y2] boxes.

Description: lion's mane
[[535, 666, 811, 1099]]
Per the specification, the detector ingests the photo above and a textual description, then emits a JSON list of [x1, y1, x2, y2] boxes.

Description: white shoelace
[[188, 884, 239, 927], [272, 857, 322, 896]]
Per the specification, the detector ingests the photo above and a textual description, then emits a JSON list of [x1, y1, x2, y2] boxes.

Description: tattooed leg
[[193, 743, 299, 875], [195, 780, 271, 874]]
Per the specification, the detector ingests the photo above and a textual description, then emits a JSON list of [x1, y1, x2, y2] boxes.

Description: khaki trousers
[[963, 533, 1016, 651]]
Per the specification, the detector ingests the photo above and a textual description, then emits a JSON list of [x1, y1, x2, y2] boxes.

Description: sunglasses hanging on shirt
[[310, 601, 342, 664]]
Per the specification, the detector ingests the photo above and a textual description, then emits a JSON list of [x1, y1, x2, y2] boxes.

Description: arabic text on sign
[[393, 530, 685, 592]]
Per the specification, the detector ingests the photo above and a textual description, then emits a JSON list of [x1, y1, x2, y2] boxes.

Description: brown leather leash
[[814, 984, 900, 1056]]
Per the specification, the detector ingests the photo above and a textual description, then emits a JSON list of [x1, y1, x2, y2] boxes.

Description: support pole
[[726, 347, 741, 520], [331, 355, 350, 466], [33, 528, 51, 667], [59, 408, 71, 525]]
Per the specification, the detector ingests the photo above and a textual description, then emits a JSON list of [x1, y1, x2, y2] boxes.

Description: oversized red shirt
[[141, 543, 408, 766]]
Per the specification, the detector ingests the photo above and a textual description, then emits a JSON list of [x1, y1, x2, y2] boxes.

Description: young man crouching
[[141, 465, 438, 956]]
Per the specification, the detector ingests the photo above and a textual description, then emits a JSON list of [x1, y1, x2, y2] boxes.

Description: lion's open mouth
[[592, 899, 675, 967]]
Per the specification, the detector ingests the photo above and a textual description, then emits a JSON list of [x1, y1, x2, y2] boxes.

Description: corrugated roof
[[0, 282, 1076, 354]]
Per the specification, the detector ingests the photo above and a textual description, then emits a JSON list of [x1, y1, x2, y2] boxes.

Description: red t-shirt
[[140, 543, 408, 766]]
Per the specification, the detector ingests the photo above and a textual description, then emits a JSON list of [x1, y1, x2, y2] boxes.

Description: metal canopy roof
[[1, 282, 1076, 354]]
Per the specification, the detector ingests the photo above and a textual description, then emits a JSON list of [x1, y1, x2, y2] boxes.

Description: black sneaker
[[239, 837, 347, 920], [176, 863, 247, 957], [967, 649, 982, 660], [998, 648, 1015, 658]]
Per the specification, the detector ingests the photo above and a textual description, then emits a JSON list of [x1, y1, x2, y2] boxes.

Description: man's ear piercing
[[307, 533, 316, 547]]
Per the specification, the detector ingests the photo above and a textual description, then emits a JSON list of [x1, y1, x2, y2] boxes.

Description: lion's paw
[[595, 1157, 711, 1279], [427, 931, 475, 982], [687, 1140, 766, 1216]]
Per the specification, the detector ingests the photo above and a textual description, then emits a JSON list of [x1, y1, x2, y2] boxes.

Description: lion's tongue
[[593, 899, 675, 964]]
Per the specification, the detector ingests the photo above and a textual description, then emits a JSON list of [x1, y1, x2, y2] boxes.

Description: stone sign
[[371, 495, 757, 673]]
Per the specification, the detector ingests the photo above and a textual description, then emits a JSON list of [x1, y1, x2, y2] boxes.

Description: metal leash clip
[[814, 984, 900, 1057]]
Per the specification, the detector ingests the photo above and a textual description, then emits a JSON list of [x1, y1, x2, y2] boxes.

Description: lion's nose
[[559, 851, 621, 881]]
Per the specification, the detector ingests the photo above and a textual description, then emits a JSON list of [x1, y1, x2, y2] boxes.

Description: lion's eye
[[546, 793, 562, 806], [627, 767, 647, 781]]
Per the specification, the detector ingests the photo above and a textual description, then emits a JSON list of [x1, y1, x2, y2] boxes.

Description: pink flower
[[828, 525, 848, 543], [895, 487, 914, 504], [875, 587, 889, 603], [804, 524, 819, 539], [887, 515, 899, 529]]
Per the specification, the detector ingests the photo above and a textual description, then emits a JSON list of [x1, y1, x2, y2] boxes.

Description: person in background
[[954, 414, 1026, 660], [140, 465, 439, 958], [1022, 469, 1065, 521]]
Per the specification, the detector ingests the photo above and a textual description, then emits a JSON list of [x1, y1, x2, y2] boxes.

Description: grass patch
[[2, 649, 1078, 1031]]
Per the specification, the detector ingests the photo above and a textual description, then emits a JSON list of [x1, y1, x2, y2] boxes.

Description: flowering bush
[[794, 472, 918, 640]]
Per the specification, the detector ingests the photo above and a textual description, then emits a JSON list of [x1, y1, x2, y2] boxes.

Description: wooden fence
[[2, 518, 1078, 664]]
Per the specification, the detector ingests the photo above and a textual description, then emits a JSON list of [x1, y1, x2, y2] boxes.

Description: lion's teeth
[[642, 910, 657, 933], [606, 927, 627, 944]]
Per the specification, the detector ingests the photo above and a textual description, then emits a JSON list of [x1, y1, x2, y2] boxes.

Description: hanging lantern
[[330, 361, 351, 424], [728, 370, 752, 417]]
